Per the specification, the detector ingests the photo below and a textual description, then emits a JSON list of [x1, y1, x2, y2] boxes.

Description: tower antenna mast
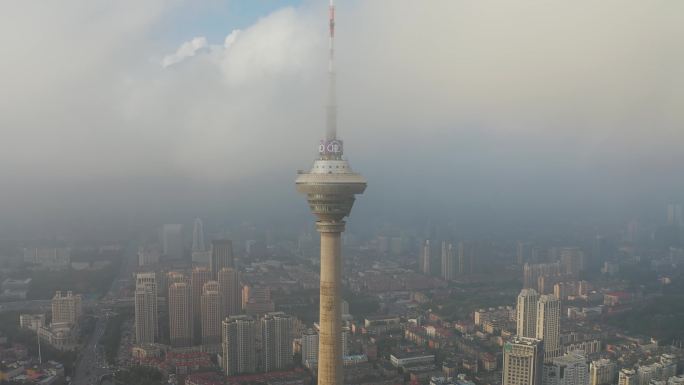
[[326, 0, 337, 141]]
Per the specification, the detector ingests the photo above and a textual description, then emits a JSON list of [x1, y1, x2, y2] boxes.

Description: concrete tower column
[[317, 221, 345, 385]]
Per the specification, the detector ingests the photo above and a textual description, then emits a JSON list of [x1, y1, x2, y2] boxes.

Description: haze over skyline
[[1, 0, 683, 236]]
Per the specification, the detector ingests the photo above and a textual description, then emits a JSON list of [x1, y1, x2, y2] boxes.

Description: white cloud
[[224, 29, 241, 48], [0, 0, 683, 221], [161, 36, 208, 68]]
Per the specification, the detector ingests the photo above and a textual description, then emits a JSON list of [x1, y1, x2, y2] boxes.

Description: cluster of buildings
[[133, 234, 313, 382], [19, 290, 83, 351], [0, 333, 66, 384]]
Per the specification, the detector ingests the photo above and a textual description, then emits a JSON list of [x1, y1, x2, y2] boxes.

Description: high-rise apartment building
[[458, 241, 476, 275], [51, 291, 82, 325], [667, 204, 683, 226], [218, 267, 241, 318], [191, 266, 211, 339], [201, 281, 221, 349], [192, 218, 205, 252], [503, 336, 544, 385], [542, 351, 589, 385], [222, 315, 256, 376], [441, 241, 456, 281], [211, 240, 234, 279], [619, 369, 637, 385], [420, 240, 431, 275], [169, 281, 192, 347], [517, 289, 539, 338], [134, 272, 158, 344], [301, 328, 319, 366], [537, 294, 561, 362], [261, 312, 294, 372], [590, 359, 617, 385], [560, 248, 584, 277], [162, 224, 184, 260]]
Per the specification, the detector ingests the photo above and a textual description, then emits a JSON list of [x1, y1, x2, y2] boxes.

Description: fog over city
[[1, 0, 683, 236]]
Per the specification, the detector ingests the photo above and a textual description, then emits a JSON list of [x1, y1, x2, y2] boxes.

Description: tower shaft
[[317, 222, 344, 385]]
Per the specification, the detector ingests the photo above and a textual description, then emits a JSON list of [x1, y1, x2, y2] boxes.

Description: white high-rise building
[[201, 281, 221, 350], [503, 336, 544, 385], [590, 359, 617, 385], [517, 289, 539, 338], [421, 240, 431, 275], [162, 224, 184, 260], [51, 291, 82, 326], [441, 241, 456, 281], [222, 315, 256, 376], [191, 266, 211, 340], [261, 312, 294, 372], [134, 272, 158, 344], [302, 328, 319, 366], [543, 351, 589, 385], [218, 267, 241, 318], [341, 326, 350, 357], [168, 281, 192, 347], [192, 218, 206, 252], [537, 294, 561, 361]]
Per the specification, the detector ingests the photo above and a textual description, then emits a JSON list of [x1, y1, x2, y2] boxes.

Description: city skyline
[[1, 2, 684, 385]]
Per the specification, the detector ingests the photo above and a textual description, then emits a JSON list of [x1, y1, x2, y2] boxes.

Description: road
[[71, 241, 139, 385]]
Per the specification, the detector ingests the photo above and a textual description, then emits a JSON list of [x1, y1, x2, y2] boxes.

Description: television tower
[[295, 1, 366, 385]]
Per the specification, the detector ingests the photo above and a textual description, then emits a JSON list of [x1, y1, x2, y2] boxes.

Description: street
[[70, 241, 139, 385]]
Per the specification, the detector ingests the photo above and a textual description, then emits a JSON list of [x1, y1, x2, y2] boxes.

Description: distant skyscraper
[[134, 272, 158, 344], [503, 336, 544, 385], [590, 359, 617, 385], [420, 240, 431, 275], [517, 288, 539, 338], [667, 204, 683, 226], [301, 328, 319, 366], [201, 281, 221, 349], [262, 312, 294, 372], [517, 242, 533, 265], [543, 351, 589, 385], [524, 262, 562, 289], [591, 236, 609, 271], [211, 240, 234, 279], [441, 242, 456, 281], [536, 294, 561, 362], [168, 281, 192, 347], [222, 315, 256, 376], [218, 267, 241, 318], [192, 218, 206, 252], [560, 248, 584, 277], [458, 241, 476, 275], [51, 291, 82, 325], [162, 224, 184, 260], [191, 266, 211, 341]]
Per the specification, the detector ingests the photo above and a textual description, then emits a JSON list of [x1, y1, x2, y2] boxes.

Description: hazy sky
[[1, 0, 683, 236]]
